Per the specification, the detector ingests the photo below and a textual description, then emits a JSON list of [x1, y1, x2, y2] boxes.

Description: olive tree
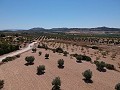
[[52, 77, 61, 90]]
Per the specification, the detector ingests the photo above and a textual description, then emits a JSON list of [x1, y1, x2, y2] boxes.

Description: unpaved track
[[0, 42, 37, 61]]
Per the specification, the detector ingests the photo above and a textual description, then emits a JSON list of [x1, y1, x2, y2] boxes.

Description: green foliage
[[25, 56, 35, 64], [71, 53, 78, 57], [37, 65, 45, 75], [39, 51, 42, 56], [58, 59, 64, 68], [0, 34, 5, 37], [91, 46, 98, 49], [105, 64, 115, 70], [0, 43, 19, 55], [115, 83, 120, 90], [52, 77, 61, 90], [56, 47, 63, 53], [2, 56, 16, 62], [45, 53, 49, 59], [32, 48, 36, 53], [52, 49, 56, 53], [0, 80, 4, 89], [37, 44, 48, 50], [15, 54, 20, 58], [95, 61, 106, 71], [63, 51, 68, 56], [76, 55, 82, 63], [82, 69, 92, 81], [82, 55, 92, 61]]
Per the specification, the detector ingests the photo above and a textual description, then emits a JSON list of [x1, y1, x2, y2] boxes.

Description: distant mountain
[[1, 27, 120, 33], [90, 27, 120, 31]]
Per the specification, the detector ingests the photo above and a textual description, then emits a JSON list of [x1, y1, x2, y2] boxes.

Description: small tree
[[39, 51, 42, 56], [63, 51, 68, 56], [82, 69, 92, 83], [32, 48, 36, 53], [115, 83, 120, 90], [58, 59, 64, 68], [56, 47, 63, 53], [105, 64, 115, 70], [0, 80, 4, 89], [82, 55, 91, 62], [76, 55, 82, 63], [52, 49, 56, 53], [95, 61, 106, 72], [25, 56, 35, 65], [52, 77, 61, 90], [16, 54, 20, 58], [37, 65, 45, 75], [45, 54, 49, 59]]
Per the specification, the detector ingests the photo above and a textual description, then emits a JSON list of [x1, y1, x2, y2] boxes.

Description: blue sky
[[0, 0, 120, 30]]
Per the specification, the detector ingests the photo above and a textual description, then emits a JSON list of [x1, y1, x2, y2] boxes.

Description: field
[[0, 31, 120, 90]]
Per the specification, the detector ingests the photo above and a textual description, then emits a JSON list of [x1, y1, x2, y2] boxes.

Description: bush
[[2, 56, 15, 62], [82, 55, 91, 62], [52, 77, 61, 90], [37, 44, 48, 50], [70, 53, 78, 57], [37, 44, 41, 48], [16, 54, 20, 58], [25, 56, 35, 65], [56, 47, 63, 53], [32, 48, 36, 53], [94, 60, 99, 65], [52, 49, 56, 53], [82, 69, 92, 81], [115, 83, 120, 90], [0, 80, 4, 89], [91, 46, 98, 49], [95, 61, 106, 71], [39, 51, 42, 56], [63, 51, 68, 56], [45, 54, 49, 59], [105, 64, 115, 70], [37, 65, 45, 75], [76, 55, 82, 63], [58, 59, 64, 68]]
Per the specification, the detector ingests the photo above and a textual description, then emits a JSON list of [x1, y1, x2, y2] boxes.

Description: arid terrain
[[0, 38, 120, 90]]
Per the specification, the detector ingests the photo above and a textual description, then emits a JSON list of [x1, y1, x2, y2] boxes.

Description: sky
[[0, 0, 120, 30]]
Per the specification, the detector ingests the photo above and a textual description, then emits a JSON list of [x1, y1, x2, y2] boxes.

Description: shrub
[[2, 57, 15, 62], [71, 53, 78, 57], [45, 54, 49, 59], [0, 80, 4, 89], [37, 65, 45, 75], [76, 55, 82, 63], [58, 59, 64, 68], [52, 49, 56, 53], [94, 60, 99, 65], [63, 51, 68, 56], [32, 48, 36, 53], [52, 77, 61, 90], [25, 56, 35, 65], [82, 55, 91, 62], [39, 51, 42, 56], [95, 61, 106, 71], [91, 46, 98, 49], [115, 83, 120, 90], [82, 69, 92, 82], [56, 47, 63, 53], [37, 44, 41, 48], [38, 44, 48, 50], [16, 54, 20, 58], [105, 64, 115, 70]]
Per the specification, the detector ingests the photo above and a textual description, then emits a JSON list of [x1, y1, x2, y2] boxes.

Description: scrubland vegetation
[[0, 30, 120, 90]]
